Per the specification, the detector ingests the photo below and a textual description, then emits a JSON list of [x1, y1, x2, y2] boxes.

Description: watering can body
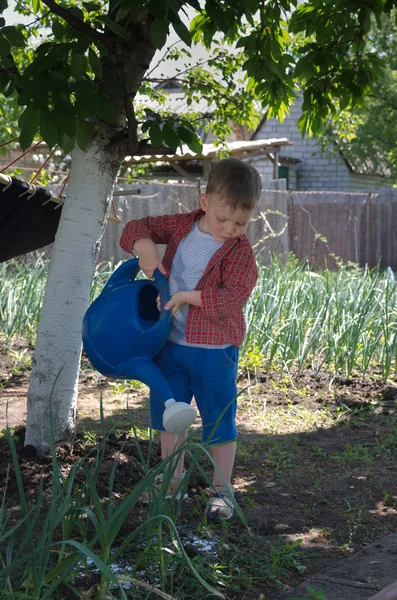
[[82, 258, 173, 401], [82, 258, 197, 433]]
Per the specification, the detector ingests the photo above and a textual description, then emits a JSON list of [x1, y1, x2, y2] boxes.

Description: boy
[[120, 158, 261, 521]]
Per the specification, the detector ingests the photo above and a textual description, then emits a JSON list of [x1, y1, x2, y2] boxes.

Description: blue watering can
[[82, 258, 196, 432]]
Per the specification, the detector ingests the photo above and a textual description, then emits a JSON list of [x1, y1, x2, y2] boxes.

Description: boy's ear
[[199, 193, 208, 211]]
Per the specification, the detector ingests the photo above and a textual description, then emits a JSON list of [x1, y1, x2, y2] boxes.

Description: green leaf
[[75, 93, 95, 119], [69, 6, 84, 20], [32, 0, 41, 14], [141, 120, 151, 133], [2, 25, 25, 47], [74, 32, 91, 54], [150, 19, 168, 50], [60, 134, 76, 155], [172, 19, 192, 47], [148, 121, 163, 146], [205, 0, 229, 33], [186, 0, 201, 9], [0, 70, 9, 92], [185, 132, 202, 154], [162, 124, 180, 148], [88, 47, 103, 78], [99, 15, 128, 38], [48, 70, 69, 92], [82, 1, 100, 11], [2, 79, 13, 96], [0, 34, 11, 56], [95, 94, 114, 123], [71, 53, 88, 79], [40, 109, 59, 148], [76, 119, 93, 151], [115, 7, 131, 21], [144, 108, 159, 120], [54, 99, 76, 137], [177, 124, 194, 144], [19, 105, 40, 150], [148, 0, 168, 20], [73, 79, 93, 98], [0, 17, 5, 27], [339, 94, 350, 111], [52, 20, 65, 39]]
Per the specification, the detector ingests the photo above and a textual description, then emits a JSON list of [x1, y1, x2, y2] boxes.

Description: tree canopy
[[328, 9, 397, 181], [1, 0, 396, 164]]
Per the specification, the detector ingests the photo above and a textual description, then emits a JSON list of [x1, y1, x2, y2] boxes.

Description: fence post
[[367, 191, 373, 269], [289, 189, 296, 258]]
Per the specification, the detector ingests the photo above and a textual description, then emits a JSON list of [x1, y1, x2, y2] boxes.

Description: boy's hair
[[206, 158, 262, 211]]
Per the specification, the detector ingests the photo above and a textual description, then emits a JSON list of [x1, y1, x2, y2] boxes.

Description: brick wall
[[255, 96, 392, 191]]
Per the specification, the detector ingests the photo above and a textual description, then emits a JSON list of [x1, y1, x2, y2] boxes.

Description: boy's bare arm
[[133, 238, 166, 279], [164, 291, 202, 315]]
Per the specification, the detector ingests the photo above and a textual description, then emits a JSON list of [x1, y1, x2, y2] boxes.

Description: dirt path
[[280, 534, 397, 599]]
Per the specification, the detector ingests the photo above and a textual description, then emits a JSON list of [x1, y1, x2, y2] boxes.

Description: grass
[[0, 257, 114, 342], [1, 255, 396, 380], [244, 256, 397, 380], [0, 409, 238, 600], [1, 255, 397, 599], [0, 411, 318, 600]]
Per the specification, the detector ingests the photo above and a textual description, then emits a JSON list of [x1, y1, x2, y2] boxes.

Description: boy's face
[[199, 192, 254, 243]]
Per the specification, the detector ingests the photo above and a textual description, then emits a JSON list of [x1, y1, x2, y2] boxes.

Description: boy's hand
[[133, 238, 166, 279], [164, 291, 187, 316]]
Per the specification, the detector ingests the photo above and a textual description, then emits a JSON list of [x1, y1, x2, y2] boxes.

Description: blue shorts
[[150, 341, 239, 445]]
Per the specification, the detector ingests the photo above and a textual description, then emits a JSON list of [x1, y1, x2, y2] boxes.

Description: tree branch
[[145, 41, 180, 78], [41, 0, 105, 43], [106, 128, 176, 159]]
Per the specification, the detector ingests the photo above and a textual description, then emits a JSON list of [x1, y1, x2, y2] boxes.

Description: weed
[[312, 445, 327, 460], [109, 379, 146, 395], [291, 585, 328, 600], [335, 443, 372, 463], [9, 348, 32, 375]]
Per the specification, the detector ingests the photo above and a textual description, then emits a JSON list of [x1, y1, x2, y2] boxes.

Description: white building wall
[[255, 96, 391, 191]]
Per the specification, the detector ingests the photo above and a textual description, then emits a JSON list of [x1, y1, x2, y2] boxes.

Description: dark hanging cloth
[[0, 177, 62, 263]]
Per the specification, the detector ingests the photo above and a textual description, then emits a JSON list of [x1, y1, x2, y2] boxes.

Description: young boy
[[120, 158, 261, 521]]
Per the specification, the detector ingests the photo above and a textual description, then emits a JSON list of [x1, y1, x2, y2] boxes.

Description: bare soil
[[1, 336, 397, 599]]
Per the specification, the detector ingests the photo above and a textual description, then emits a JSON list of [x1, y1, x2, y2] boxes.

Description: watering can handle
[[102, 258, 140, 292], [153, 266, 171, 307], [102, 258, 171, 308]]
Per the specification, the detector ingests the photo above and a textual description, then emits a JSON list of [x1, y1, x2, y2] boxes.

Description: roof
[[125, 138, 293, 164], [335, 140, 392, 179]]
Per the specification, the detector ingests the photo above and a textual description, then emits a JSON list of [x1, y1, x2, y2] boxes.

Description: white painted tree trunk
[[25, 143, 120, 453]]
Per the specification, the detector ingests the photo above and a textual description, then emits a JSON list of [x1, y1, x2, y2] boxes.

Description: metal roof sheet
[[126, 138, 293, 164]]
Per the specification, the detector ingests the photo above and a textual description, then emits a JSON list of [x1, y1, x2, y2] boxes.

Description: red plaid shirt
[[120, 209, 258, 347]]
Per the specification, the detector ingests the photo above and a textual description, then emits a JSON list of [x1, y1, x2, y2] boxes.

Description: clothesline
[[0, 173, 63, 205]]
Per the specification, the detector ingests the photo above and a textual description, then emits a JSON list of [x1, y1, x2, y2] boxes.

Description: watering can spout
[[129, 359, 173, 403], [128, 359, 197, 434]]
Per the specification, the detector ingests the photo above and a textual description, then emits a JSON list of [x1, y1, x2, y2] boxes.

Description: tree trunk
[[25, 142, 121, 453]]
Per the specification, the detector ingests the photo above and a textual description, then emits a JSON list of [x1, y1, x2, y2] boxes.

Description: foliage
[[243, 258, 397, 381], [1, 0, 397, 159], [2, 256, 397, 381], [0, 407, 236, 599], [326, 10, 397, 181]]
